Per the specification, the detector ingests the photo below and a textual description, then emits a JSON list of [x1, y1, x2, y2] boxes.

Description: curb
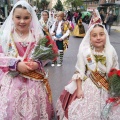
[[112, 29, 120, 32], [115, 29, 120, 32]]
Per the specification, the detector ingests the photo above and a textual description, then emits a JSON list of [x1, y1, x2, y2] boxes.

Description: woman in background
[[39, 10, 52, 35], [88, 9, 102, 28], [72, 17, 85, 37]]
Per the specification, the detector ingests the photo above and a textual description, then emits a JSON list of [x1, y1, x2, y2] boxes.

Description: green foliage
[[54, 0, 64, 11], [38, 0, 50, 10], [31, 36, 58, 61], [64, 0, 83, 10], [108, 75, 120, 97]]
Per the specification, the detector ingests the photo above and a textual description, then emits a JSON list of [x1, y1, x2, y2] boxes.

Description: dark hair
[[93, 24, 104, 28], [13, 5, 27, 13], [42, 10, 49, 17]]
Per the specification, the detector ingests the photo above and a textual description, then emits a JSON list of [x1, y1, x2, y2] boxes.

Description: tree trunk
[[7, 0, 11, 10]]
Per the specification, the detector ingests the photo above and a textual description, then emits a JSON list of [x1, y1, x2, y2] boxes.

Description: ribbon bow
[[94, 55, 106, 65]]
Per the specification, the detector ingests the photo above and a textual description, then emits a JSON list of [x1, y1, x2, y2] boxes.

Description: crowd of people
[[0, 0, 119, 120]]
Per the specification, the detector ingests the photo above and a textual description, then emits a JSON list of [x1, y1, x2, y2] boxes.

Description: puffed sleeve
[[65, 49, 87, 94]]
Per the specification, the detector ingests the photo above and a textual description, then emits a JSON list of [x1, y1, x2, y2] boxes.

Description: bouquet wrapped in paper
[[101, 68, 120, 119], [21, 35, 58, 79], [30, 35, 58, 61]]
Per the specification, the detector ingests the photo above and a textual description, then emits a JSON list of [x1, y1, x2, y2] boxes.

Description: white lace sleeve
[[65, 50, 86, 94]]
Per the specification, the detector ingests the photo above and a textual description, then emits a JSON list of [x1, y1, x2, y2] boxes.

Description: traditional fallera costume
[[39, 10, 53, 35], [0, 1, 55, 119], [56, 23, 120, 120], [72, 18, 85, 37], [88, 9, 102, 28], [50, 12, 71, 66]]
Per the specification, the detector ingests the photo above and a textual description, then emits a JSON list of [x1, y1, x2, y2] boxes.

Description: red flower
[[117, 70, 120, 76], [108, 72, 114, 77], [46, 35, 58, 60], [110, 68, 117, 73], [108, 68, 118, 77]]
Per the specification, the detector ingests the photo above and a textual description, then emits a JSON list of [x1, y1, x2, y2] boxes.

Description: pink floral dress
[[0, 31, 54, 120]]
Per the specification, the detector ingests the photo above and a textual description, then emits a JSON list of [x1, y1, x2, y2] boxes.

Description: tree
[[39, 0, 50, 10], [54, 0, 64, 11], [64, 0, 83, 11]]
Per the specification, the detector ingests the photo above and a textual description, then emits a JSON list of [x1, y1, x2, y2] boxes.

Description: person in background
[[88, 9, 102, 28], [39, 10, 52, 35], [67, 11, 73, 22], [106, 11, 114, 35], [104, 13, 109, 29], [50, 11, 71, 67], [72, 17, 85, 37], [74, 11, 79, 24], [100, 9, 105, 24]]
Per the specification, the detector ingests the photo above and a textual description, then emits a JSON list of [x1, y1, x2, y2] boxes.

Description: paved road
[[44, 23, 120, 118]]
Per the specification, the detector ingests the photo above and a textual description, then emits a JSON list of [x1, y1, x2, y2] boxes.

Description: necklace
[[18, 32, 23, 37]]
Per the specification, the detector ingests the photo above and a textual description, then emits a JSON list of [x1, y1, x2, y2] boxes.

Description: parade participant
[[56, 23, 120, 120], [88, 9, 102, 28], [50, 11, 71, 67], [106, 11, 114, 35], [0, 1, 54, 119], [39, 10, 52, 35], [72, 17, 85, 37]]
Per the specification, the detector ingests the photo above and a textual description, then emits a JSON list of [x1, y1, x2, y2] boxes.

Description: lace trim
[[0, 74, 11, 119], [0, 75, 49, 120], [92, 48, 105, 56], [37, 82, 49, 120], [56, 99, 65, 120]]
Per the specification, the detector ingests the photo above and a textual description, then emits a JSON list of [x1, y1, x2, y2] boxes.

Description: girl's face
[[13, 7, 32, 33], [57, 15, 62, 21], [90, 26, 106, 50], [42, 12, 49, 21]]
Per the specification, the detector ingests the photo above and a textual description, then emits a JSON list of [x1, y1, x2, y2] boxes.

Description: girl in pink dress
[[0, 0, 54, 119]]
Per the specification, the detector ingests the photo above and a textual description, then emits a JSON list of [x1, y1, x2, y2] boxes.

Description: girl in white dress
[[56, 23, 120, 120]]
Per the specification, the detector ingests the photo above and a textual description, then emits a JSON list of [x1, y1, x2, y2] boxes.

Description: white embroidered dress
[[68, 48, 120, 120], [56, 24, 120, 120]]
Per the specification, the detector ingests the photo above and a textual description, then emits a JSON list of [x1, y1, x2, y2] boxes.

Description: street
[[44, 23, 120, 110]]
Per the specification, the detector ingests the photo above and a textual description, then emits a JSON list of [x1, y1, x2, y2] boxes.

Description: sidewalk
[[112, 25, 120, 32]]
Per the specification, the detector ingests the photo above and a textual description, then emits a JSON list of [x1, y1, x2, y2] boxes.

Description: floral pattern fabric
[[0, 40, 54, 120]]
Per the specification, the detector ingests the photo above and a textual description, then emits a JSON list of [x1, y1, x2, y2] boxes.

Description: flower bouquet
[[101, 68, 120, 119], [10, 35, 58, 79], [21, 35, 58, 80], [30, 35, 58, 61]]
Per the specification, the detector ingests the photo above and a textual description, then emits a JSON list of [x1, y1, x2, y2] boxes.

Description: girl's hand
[[25, 61, 39, 71], [51, 32, 55, 36], [59, 38, 63, 41], [43, 27, 49, 32], [76, 88, 84, 99], [17, 62, 33, 73]]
